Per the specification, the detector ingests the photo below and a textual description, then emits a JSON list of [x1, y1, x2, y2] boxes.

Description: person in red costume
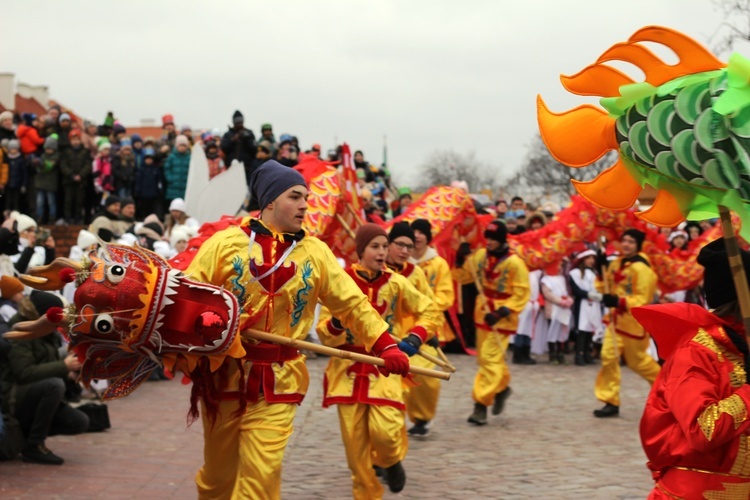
[[634, 238, 750, 499]]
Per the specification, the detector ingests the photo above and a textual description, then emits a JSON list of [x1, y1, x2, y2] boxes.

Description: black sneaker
[[385, 461, 406, 493], [593, 403, 620, 418], [373, 465, 384, 478], [467, 403, 488, 425], [492, 387, 512, 416], [407, 420, 429, 438], [22, 444, 64, 465]]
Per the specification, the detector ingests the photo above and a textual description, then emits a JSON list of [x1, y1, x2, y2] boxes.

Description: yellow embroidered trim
[[698, 395, 748, 442], [704, 480, 750, 499], [730, 434, 750, 477], [692, 329, 725, 362]]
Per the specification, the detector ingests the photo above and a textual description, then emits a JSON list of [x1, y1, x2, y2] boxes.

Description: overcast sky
[[1, 0, 743, 188]]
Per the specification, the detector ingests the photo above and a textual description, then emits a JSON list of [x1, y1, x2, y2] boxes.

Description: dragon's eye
[[106, 265, 126, 284], [94, 313, 114, 334]]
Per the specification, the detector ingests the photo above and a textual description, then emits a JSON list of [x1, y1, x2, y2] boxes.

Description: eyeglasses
[[392, 241, 414, 251]]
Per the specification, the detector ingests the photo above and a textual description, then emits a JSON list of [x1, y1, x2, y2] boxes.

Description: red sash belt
[[484, 289, 511, 300], [242, 341, 299, 362], [222, 342, 300, 403], [656, 467, 750, 498]]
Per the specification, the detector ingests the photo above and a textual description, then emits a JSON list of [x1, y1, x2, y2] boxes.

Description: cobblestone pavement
[[0, 353, 654, 499]]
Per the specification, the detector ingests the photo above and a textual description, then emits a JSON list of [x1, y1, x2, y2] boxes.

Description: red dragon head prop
[[13, 242, 245, 399]]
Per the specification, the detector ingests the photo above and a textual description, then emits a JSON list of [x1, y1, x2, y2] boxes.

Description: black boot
[[557, 342, 566, 364], [467, 403, 488, 425], [521, 345, 537, 365], [548, 342, 558, 364], [385, 461, 406, 493], [512, 344, 524, 364], [407, 419, 429, 438], [492, 387, 512, 416], [584, 333, 595, 364], [21, 443, 64, 465], [574, 331, 586, 366], [593, 403, 620, 418]]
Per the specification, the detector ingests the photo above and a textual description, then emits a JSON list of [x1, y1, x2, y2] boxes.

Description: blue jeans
[[36, 190, 57, 222]]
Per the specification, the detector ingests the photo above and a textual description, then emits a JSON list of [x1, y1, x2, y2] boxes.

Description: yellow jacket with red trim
[[317, 264, 439, 408], [453, 248, 530, 333], [186, 217, 390, 405]]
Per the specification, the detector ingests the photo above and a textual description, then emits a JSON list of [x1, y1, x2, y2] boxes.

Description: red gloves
[[372, 331, 410, 377]]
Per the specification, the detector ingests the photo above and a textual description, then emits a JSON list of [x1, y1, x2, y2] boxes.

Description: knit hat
[[113, 123, 126, 135], [103, 112, 115, 128], [484, 219, 508, 244], [175, 135, 190, 148], [232, 110, 243, 124], [410, 219, 432, 243], [98, 141, 112, 152], [44, 136, 58, 151], [169, 198, 187, 213], [697, 238, 750, 308], [121, 197, 135, 208], [261, 123, 272, 131], [162, 114, 174, 127], [355, 223, 388, 257], [142, 221, 165, 237], [170, 227, 189, 247], [0, 276, 24, 299], [0, 111, 13, 123], [69, 129, 81, 139], [104, 195, 121, 208], [622, 228, 646, 251], [249, 160, 307, 211], [388, 222, 415, 243], [180, 125, 192, 133], [7, 139, 19, 150], [29, 290, 63, 316], [131, 133, 143, 144], [22, 113, 36, 126], [59, 112, 71, 123], [14, 213, 37, 233], [77, 229, 98, 250], [668, 230, 688, 243]]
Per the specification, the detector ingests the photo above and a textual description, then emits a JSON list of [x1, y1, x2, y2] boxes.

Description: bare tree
[[415, 150, 502, 193], [711, 0, 750, 53]]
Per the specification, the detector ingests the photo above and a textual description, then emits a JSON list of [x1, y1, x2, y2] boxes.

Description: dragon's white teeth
[[162, 296, 174, 307], [164, 286, 178, 296]]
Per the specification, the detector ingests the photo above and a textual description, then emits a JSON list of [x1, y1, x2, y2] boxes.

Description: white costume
[[540, 274, 572, 343], [568, 268, 603, 336]]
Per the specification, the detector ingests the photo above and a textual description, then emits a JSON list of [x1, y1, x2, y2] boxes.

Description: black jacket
[[220, 127, 257, 169]]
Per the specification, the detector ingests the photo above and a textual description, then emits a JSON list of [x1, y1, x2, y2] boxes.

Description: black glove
[[426, 336, 440, 348], [602, 294, 620, 308], [596, 251, 609, 271], [455, 242, 472, 267], [484, 306, 511, 326]]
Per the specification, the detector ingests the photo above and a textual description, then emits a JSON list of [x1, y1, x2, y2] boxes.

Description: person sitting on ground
[[0, 291, 89, 464], [10, 214, 55, 274], [88, 195, 123, 242], [163, 198, 199, 240]]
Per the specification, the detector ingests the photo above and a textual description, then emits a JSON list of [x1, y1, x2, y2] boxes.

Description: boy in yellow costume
[[317, 223, 440, 499], [405, 218, 455, 437], [592, 229, 660, 418], [186, 161, 411, 500], [453, 220, 530, 425]]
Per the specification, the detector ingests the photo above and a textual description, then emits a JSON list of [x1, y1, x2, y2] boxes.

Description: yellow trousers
[[196, 396, 296, 500], [472, 327, 511, 407], [337, 403, 407, 500], [404, 345, 441, 423], [594, 325, 661, 407]]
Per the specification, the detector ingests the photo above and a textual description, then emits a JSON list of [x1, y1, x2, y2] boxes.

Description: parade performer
[[405, 218, 455, 437], [593, 229, 660, 418], [317, 223, 440, 498], [453, 220, 530, 425], [636, 239, 750, 498], [185, 161, 411, 499], [568, 249, 603, 366], [514, 268, 542, 365]]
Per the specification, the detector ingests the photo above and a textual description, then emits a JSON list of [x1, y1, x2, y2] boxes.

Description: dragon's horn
[[19, 258, 84, 291], [3, 307, 67, 341]]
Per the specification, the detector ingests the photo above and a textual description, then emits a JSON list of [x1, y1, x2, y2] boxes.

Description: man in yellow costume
[[592, 228, 660, 418], [186, 161, 411, 499], [317, 223, 440, 499], [453, 220, 530, 425], [405, 218, 455, 437]]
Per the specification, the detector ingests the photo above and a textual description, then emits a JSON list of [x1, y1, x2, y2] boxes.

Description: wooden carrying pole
[[718, 206, 750, 344], [243, 328, 451, 381], [390, 334, 456, 373]]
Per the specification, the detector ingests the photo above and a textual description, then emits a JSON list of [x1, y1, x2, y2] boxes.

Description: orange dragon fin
[[537, 96, 618, 167], [571, 159, 641, 210], [636, 189, 686, 227], [596, 26, 726, 87], [561, 63, 635, 97]]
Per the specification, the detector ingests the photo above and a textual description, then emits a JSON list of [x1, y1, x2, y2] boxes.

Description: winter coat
[[163, 149, 190, 200], [16, 124, 44, 155], [89, 211, 122, 242], [35, 152, 59, 192], [134, 162, 163, 199], [60, 146, 92, 185], [113, 154, 136, 192], [93, 155, 114, 194], [0, 303, 68, 412], [0, 127, 15, 143], [220, 127, 256, 169], [5, 153, 25, 189]]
